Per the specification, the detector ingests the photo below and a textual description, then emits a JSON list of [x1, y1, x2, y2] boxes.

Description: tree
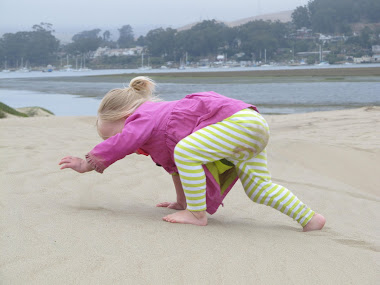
[[236, 20, 288, 61], [361, 0, 380, 22], [0, 23, 59, 67], [292, 6, 311, 29], [27, 23, 60, 65], [32, 22, 54, 33], [103, 30, 111, 42], [101, 30, 117, 48], [145, 28, 176, 58], [66, 29, 103, 54], [307, 0, 380, 34], [359, 26, 373, 49], [0, 32, 29, 67], [118, 25, 134, 48], [175, 20, 234, 57], [135, 35, 146, 46], [308, 0, 337, 34]]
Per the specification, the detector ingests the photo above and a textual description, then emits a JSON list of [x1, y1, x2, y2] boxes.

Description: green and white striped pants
[[174, 108, 315, 226]]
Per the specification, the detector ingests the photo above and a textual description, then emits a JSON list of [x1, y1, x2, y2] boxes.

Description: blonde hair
[[97, 76, 159, 122]]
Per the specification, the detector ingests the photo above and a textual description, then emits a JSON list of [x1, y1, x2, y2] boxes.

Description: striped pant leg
[[173, 108, 270, 212], [173, 126, 235, 212], [232, 150, 315, 227]]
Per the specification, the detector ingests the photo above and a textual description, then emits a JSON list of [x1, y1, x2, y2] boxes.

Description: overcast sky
[[0, 0, 308, 36]]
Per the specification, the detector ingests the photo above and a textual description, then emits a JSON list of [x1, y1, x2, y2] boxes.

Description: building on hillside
[[318, 34, 346, 44], [297, 51, 331, 57], [353, 56, 372, 63], [372, 45, 380, 62], [93, 46, 144, 58], [288, 27, 316, 39], [372, 55, 380, 62], [372, 45, 380, 54], [93, 47, 108, 58], [297, 27, 313, 38], [216, 55, 225, 61]]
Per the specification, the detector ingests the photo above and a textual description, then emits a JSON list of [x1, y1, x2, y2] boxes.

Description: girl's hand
[[156, 202, 186, 210], [59, 156, 93, 173]]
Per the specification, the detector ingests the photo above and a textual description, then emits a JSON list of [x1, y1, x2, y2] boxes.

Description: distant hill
[[226, 10, 293, 27], [1, 11, 294, 44], [177, 10, 293, 31], [55, 10, 294, 42]]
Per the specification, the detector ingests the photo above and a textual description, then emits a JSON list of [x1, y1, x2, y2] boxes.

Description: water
[[0, 89, 99, 116], [0, 65, 379, 116]]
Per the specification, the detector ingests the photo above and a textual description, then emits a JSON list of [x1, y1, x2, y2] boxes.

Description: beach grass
[[18, 106, 55, 117], [0, 102, 28, 118], [0, 102, 55, 118]]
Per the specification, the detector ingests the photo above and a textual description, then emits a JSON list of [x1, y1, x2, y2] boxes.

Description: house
[[372, 55, 380, 62], [372, 45, 380, 54], [353, 56, 372, 63], [216, 55, 225, 61], [318, 34, 346, 44], [93, 46, 144, 58], [292, 27, 315, 39]]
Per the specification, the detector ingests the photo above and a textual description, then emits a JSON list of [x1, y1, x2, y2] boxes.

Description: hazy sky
[[1, 0, 308, 36]]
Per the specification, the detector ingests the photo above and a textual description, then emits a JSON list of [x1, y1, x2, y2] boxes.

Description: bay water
[[0, 66, 379, 116]]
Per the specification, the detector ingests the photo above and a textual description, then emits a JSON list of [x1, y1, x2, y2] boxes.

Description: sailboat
[[78, 55, 91, 71], [63, 55, 73, 71], [178, 57, 184, 70], [138, 53, 152, 70], [317, 44, 329, 66], [16, 58, 31, 72], [2, 60, 10, 73]]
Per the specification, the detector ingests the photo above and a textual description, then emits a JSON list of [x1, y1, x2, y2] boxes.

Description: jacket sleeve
[[86, 113, 154, 173]]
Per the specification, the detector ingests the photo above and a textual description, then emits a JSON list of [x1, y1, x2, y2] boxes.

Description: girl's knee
[[174, 139, 190, 163], [174, 140, 185, 156]]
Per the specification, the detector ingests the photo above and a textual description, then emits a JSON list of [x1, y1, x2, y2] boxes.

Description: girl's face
[[97, 118, 126, 140]]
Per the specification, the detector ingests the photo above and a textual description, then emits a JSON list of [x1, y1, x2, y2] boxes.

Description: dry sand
[[1, 107, 379, 284]]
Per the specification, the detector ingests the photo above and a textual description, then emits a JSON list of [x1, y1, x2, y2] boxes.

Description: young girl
[[59, 76, 325, 231]]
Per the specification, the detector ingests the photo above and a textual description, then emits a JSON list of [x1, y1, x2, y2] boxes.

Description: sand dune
[[1, 107, 379, 284], [227, 10, 292, 27], [177, 10, 292, 31]]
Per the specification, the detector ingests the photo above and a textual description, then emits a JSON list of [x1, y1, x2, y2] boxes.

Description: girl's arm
[[87, 114, 155, 173], [172, 174, 187, 208], [156, 174, 187, 210], [59, 156, 94, 173]]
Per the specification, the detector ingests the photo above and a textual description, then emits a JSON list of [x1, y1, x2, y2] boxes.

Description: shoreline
[[102, 66, 380, 78], [1, 65, 380, 80]]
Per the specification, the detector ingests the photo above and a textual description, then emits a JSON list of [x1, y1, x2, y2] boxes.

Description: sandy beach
[[1, 107, 379, 284]]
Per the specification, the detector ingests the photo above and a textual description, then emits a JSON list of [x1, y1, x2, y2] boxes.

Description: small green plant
[[19, 106, 55, 116], [0, 102, 28, 117]]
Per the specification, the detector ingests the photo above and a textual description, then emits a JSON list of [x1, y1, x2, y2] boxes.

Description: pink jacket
[[86, 92, 258, 214]]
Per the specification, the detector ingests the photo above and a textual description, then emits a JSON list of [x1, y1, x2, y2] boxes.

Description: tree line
[[1, 0, 379, 68], [292, 0, 380, 33]]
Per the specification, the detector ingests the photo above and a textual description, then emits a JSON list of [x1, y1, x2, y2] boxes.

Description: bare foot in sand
[[303, 213, 326, 232], [156, 201, 186, 210], [162, 210, 208, 226]]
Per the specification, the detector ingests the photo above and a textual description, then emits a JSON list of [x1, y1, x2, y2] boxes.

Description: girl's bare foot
[[303, 213, 326, 232], [156, 201, 186, 210], [162, 210, 208, 226]]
